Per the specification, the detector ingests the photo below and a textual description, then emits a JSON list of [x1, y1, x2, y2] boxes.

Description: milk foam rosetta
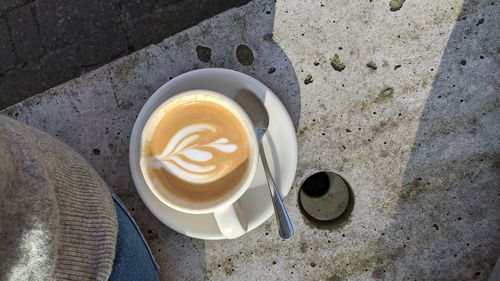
[[141, 94, 251, 204], [147, 123, 239, 184]]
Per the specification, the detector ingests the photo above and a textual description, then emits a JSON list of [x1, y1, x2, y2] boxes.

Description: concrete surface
[[0, 0, 251, 109], [2, 0, 500, 280]]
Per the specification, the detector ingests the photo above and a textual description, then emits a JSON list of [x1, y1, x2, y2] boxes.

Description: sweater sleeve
[[0, 115, 118, 281]]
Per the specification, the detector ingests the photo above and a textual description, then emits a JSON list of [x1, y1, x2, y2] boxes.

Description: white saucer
[[129, 68, 297, 240]]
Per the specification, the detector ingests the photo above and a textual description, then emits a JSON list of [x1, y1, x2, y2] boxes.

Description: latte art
[[141, 93, 252, 205], [147, 123, 239, 184]]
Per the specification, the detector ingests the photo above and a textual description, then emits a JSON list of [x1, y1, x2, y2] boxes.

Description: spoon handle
[[258, 141, 294, 239]]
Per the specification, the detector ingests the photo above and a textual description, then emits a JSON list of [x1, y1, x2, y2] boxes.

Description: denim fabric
[[109, 194, 160, 281]]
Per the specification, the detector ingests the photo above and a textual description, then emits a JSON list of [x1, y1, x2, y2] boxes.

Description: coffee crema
[[141, 94, 251, 204]]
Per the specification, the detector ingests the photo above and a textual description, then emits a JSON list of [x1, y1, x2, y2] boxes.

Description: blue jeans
[[108, 194, 160, 281]]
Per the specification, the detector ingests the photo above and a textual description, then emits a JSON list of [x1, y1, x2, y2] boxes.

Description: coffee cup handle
[[213, 201, 247, 239]]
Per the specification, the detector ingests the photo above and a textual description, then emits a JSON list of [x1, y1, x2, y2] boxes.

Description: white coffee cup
[[137, 90, 258, 239]]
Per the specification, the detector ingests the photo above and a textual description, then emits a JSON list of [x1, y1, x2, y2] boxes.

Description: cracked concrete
[[2, 0, 500, 280]]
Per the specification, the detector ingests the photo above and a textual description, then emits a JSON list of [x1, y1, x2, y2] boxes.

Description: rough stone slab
[[38, 46, 81, 85], [0, 63, 44, 106], [126, 15, 166, 51], [0, 0, 25, 17], [7, 3, 44, 61], [2, 0, 500, 280], [120, 0, 156, 20], [158, 0, 182, 7], [76, 27, 128, 66], [0, 19, 16, 73], [36, 0, 122, 49], [0, 46, 83, 107], [127, 0, 253, 51]]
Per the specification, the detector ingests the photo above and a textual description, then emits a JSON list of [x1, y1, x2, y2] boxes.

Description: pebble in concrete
[[366, 61, 377, 70], [304, 74, 313, 85], [330, 54, 345, 72], [389, 0, 405, 11]]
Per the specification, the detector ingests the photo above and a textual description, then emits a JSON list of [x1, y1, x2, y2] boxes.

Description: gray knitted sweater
[[0, 116, 118, 281]]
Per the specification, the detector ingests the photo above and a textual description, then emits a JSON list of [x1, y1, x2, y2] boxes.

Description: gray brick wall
[[0, 0, 251, 109], [8, 4, 44, 61], [0, 19, 16, 74]]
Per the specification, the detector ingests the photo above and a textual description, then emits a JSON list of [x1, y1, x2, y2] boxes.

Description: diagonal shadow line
[[366, 1, 500, 280]]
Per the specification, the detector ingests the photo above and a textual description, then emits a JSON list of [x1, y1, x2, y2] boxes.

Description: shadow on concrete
[[366, 1, 499, 280]]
